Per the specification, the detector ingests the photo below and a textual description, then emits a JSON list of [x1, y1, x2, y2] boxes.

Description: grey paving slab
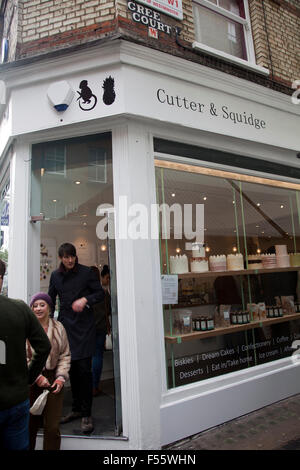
[[165, 393, 300, 450]]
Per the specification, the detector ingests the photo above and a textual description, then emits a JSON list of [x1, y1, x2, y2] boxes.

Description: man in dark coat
[[48, 243, 104, 433], [0, 259, 51, 450]]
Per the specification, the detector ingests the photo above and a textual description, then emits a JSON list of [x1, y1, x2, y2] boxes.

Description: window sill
[[192, 41, 269, 76]]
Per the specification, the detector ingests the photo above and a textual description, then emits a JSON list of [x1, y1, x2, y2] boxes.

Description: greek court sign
[[135, 0, 183, 20]]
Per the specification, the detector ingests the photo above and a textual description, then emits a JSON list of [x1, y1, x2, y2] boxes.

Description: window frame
[[192, 0, 269, 75]]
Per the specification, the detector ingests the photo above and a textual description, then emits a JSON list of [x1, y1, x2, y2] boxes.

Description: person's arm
[[48, 272, 58, 316], [52, 324, 71, 394], [24, 305, 51, 385], [85, 269, 105, 306], [72, 269, 105, 312]]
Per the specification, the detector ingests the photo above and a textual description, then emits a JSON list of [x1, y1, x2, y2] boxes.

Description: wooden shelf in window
[[177, 266, 300, 279], [165, 313, 300, 343]]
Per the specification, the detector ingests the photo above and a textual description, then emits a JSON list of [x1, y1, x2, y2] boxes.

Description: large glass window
[[193, 0, 253, 63], [156, 160, 300, 389], [0, 173, 10, 296]]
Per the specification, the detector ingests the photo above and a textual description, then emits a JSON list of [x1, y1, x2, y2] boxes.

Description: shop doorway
[[31, 133, 122, 438]]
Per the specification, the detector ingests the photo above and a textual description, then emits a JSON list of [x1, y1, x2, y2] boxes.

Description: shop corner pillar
[[8, 141, 31, 301], [112, 123, 163, 449]]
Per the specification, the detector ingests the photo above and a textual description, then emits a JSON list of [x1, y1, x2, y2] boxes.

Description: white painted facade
[[1, 40, 300, 450]]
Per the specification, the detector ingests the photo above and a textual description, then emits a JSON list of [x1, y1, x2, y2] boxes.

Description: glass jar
[[200, 317, 207, 331], [207, 316, 214, 330]]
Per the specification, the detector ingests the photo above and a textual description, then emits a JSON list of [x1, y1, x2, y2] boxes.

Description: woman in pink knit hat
[[27, 292, 71, 450]]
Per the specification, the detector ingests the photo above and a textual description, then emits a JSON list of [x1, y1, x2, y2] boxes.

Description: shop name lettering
[[157, 88, 267, 130], [128, 1, 172, 35]]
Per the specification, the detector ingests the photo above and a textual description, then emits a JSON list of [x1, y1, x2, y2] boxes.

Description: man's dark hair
[[101, 265, 109, 278], [0, 258, 6, 278], [58, 243, 77, 258]]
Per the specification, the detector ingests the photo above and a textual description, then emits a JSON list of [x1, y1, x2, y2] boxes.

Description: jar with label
[[195, 317, 201, 331], [268, 306, 274, 318], [273, 306, 279, 317], [200, 317, 207, 331], [237, 311, 244, 324], [207, 316, 214, 330], [231, 312, 237, 325], [242, 311, 248, 323]]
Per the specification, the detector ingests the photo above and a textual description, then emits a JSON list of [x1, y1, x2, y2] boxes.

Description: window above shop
[[192, 0, 269, 75]]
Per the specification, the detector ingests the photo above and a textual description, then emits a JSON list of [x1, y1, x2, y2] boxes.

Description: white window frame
[[88, 147, 107, 183], [192, 0, 269, 75], [44, 144, 66, 177]]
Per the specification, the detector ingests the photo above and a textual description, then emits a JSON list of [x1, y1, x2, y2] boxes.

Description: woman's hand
[[36, 375, 50, 388], [51, 379, 64, 394]]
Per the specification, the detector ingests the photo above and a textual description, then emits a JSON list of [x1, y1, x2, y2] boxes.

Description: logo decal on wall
[[102, 76, 116, 105], [77, 80, 97, 111], [76, 77, 116, 111]]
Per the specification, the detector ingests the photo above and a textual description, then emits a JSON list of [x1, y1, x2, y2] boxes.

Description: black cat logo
[[102, 76, 116, 105], [77, 80, 97, 111]]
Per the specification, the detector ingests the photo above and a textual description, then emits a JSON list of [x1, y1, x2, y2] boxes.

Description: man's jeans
[[0, 399, 30, 450], [92, 332, 106, 389]]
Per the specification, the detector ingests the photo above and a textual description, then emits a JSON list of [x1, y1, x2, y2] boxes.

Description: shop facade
[[1, 39, 300, 449]]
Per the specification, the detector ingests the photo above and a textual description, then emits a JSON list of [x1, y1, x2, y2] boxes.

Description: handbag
[[30, 389, 50, 415], [105, 333, 112, 350]]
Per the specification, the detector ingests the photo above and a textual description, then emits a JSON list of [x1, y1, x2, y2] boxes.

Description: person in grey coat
[[48, 243, 104, 433]]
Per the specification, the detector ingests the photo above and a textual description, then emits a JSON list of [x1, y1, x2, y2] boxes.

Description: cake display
[[290, 253, 300, 267], [247, 254, 262, 270], [227, 253, 244, 271], [209, 255, 226, 272], [261, 254, 277, 269], [170, 254, 189, 274], [190, 243, 209, 273], [275, 245, 290, 268]]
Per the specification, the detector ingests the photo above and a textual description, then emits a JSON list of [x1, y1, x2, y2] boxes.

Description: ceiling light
[[75, 181, 81, 185], [280, 204, 284, 208], [171, 193, 175, 197], [52, 199, 57, 202], [257, 203, 261, 207], [203, 196, 207, 201]]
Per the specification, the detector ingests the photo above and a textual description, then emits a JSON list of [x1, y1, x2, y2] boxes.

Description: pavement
[[166, 393, 300, 450]]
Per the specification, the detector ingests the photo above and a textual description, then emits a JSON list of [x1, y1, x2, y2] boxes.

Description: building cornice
[[0, 39, 298, 118]]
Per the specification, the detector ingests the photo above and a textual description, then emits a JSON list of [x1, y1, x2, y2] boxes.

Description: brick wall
[[18, 0, 117, 57], [1, 0, 298, 92], [249, 0, 300, 85]]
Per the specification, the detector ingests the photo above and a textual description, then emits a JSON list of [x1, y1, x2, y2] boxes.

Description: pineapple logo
[[102, 76, 116, 106]]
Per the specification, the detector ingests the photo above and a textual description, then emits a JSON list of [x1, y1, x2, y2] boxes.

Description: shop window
[[193, 0, 255, 65], [0, 175, 10, 296], [88, 147, 107, 183], [156, 160, 300, 389]]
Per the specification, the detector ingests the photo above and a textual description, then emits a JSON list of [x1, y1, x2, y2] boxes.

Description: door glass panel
[[31, 133, 122, 437], [0, 173, 10, 296]]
